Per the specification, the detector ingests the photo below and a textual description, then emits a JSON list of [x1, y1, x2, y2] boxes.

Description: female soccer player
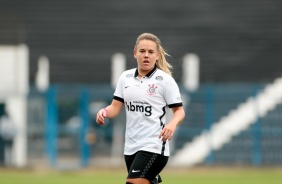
[[96, 33, 185, 184]]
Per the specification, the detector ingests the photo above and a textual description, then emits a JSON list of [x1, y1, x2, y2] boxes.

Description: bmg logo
[[125, 102, 152, 116]]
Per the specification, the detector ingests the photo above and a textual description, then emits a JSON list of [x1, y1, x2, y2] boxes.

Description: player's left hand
[[159, 123, 176, 142], [96, 108, 107, 125]]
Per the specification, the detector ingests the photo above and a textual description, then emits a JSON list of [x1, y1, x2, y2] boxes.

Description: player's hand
[[96, 108, 107, 125], [159, 123, 176, 142]]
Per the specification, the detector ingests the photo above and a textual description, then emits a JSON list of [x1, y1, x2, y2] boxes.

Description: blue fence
[[27, 83, 282, 167]]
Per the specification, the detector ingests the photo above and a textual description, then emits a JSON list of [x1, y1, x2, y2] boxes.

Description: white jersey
[[113, 66, 183, 156]]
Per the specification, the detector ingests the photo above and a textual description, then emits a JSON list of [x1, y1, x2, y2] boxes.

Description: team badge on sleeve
[[126, 74, 133, 78], [147, 84, 158, 96], [155, 76, 163, 81]]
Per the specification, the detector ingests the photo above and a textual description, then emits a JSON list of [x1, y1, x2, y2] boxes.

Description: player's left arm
[[159, 106, 185, 142]]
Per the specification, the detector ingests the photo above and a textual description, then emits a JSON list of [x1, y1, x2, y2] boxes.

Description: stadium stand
[[0, 0, 281, 83]]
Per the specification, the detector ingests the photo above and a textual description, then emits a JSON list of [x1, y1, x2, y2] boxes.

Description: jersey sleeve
[[113, 72, 125, 103], [164, 77, 183, 108]]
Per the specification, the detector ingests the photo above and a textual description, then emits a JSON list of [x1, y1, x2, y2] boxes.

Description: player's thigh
[[126, 177, 150, 184], [124, 152, 137, 172], [126, 151, 168, 183]]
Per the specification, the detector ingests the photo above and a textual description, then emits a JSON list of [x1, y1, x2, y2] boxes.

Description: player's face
[[134, 39, 160, 76]]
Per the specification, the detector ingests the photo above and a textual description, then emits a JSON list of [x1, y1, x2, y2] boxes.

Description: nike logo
[[132, 169, 140, 173], [125, 86, 130, 89]]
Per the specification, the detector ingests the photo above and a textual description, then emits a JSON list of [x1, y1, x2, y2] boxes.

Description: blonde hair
[[134, 33, 173, 76]]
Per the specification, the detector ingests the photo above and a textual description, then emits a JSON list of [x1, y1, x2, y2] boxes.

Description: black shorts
[[124, 150, 169, 184]]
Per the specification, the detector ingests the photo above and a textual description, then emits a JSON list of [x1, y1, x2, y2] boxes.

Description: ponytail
[[135, 33, 173, 76], [157, 45, 173, 76]]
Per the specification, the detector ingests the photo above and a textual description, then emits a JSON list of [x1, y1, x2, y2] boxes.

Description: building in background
[[0, 0, 281, 85]]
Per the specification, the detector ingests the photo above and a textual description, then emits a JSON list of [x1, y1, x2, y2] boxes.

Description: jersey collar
[[134, 65, 157, 78]]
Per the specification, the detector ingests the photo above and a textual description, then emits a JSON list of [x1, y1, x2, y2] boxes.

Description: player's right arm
[[96, 99, 124, 125]]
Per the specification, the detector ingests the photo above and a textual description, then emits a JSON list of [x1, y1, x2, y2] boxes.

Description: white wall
[[0, 44, 29, 167]]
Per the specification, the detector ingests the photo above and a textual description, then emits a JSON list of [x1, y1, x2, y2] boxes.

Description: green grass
[[0, 167, 282, 184]]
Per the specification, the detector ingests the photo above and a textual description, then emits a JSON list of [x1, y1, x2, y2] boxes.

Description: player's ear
[[157, 51, 160, 60], [133, 49, 137, 59]]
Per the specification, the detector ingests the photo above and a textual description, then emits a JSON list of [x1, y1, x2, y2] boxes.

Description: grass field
[[0, 167, 282, 184]]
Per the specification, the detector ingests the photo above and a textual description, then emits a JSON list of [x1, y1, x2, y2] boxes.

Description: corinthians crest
[[147, 84, 158, 96]]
